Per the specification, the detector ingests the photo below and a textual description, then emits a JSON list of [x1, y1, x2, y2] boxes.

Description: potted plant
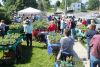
[[32, 19, 47, 37]]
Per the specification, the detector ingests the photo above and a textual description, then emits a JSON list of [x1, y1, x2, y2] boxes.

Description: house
[[71, 2, 81, 11], [70, 2, 85, 11]]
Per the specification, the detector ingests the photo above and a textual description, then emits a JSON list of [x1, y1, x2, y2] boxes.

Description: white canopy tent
[[18, 7, 42, 16]]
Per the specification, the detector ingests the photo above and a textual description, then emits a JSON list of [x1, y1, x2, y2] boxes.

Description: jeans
[[71, 29, 75, 39], [87, 46, 90, 59], [60, 51, 73, 61], [90, 55, 100, 67], [25, 33, 32, 47], [0, 29, 5, 38], [61, 29, 64, 34], [86, 39, 91, 59]]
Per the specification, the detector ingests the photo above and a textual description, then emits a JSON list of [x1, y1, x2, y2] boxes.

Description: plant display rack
[[0, 33, 23, 64]]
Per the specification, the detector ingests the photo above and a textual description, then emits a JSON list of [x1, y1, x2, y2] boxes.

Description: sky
[[0, 0, 3, 5], [0, 0, 88, 5], [81, 0, 88, 3], [0, 0, 1, 2]]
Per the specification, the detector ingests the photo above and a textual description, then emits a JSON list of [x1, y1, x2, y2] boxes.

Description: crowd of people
[[47, 14, 100, 67], [47, 15, 76, 38], [21, 14, 100, 67], [0, 12, 100, 67], [12, 14, 41, 23], [86, 24, 100, 67]]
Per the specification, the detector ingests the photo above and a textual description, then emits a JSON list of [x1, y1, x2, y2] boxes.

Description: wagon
[[0, 35, 23, 64], [54, 51, 84, 67]]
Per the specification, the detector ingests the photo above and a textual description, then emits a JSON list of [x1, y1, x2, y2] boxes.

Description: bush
[[32, 19, 48, 38], [9, 23, 22, 30], [0, 7, 11, 24], [0, 33, 20, 45], [33, 19, 47, 31], [49, 34, 63, 44]]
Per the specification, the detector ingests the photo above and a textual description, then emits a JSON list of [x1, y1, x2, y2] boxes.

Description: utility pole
[[99, 0, 100, 13], [65, 0, 67, 15], [54, 4, 57, 13], [42, 0, 45, 11]]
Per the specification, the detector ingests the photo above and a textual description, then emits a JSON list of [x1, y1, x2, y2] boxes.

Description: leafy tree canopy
[[88, 0, 99, 10], [56, 1, 60, 7]]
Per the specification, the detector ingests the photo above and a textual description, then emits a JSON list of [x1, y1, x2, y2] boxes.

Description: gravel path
[[74, 41, 90, 67]]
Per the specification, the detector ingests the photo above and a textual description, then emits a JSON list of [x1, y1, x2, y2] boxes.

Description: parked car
[[66, 10, 74, 13], [86, 18, 100, 30], [66, 14, 74, 19], [91, 12, 100, 18], [66, 14, 78, 22], [54, 12, 63, 16]]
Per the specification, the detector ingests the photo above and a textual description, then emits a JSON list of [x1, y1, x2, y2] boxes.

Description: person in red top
[[82, 19, 87, 26], [90, 31, 100, 67], [48, 21, 56, 35]]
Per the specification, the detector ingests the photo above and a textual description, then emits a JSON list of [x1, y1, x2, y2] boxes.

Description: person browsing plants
[[60, 29, 74, 60], [90, 30, 100, 67], [23, 19, 33, 47]]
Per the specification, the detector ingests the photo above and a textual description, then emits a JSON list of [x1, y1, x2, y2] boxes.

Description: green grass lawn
[[0, 34, 84, 67], [14, 41, 55, 67], [0, 41, 55, 67]]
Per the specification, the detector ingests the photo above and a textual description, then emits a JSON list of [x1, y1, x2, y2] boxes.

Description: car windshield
[[67, 16, 72, 18], [87, 18, 100, 24], [95, 18, 100, 24]]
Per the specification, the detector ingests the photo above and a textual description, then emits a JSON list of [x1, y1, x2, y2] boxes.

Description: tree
[[56, 1, 60, 7], [71, 0, 80, 3], [3, 0, 16, 8], [0, 3, 2, 6], [3, 0, 38, 10], [54, 1, 61, 12], [61, 0, 80, 14], [61, 0, 80, 8], [2, 0, 16, 18], [2, 0, 38, 16], [0, 7, 11, 24], [88, 0, 99, 10], [45, 0, 51, 10], [22, 0, 38, 8], [37, 0, 51, 11], [38, 0, 45, 11]]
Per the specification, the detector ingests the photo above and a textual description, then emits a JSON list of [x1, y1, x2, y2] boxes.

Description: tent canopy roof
[[18, 7, 41, 15]]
